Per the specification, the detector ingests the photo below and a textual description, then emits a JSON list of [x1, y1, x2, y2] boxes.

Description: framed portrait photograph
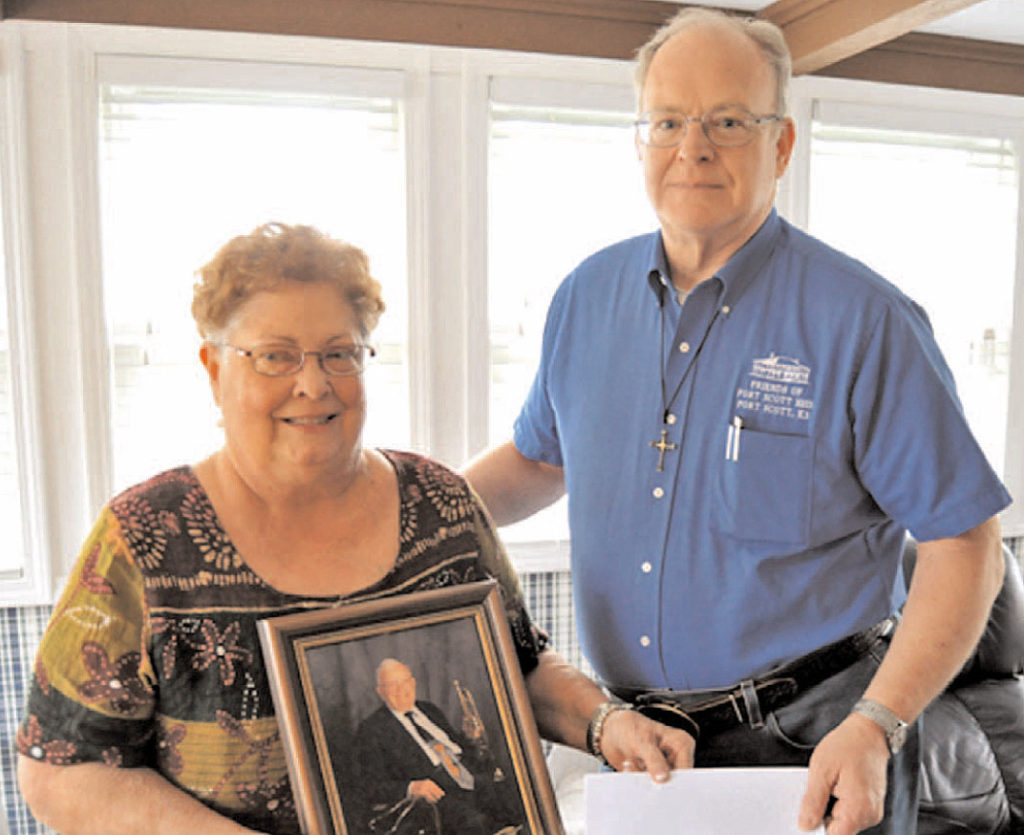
[[258, 579, 564, 835]]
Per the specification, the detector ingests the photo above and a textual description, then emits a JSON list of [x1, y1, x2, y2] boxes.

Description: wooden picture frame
[[258, 579, 564, 835]]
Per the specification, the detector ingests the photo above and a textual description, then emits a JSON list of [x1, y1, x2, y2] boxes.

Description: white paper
[[585, 767, 825, 834]]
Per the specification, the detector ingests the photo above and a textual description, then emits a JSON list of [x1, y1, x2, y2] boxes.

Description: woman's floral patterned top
[[18, 451, 547, 833]]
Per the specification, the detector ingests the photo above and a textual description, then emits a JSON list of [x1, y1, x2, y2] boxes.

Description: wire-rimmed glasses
[[635, 106, 783, 149], [217, 342, 376, 377]]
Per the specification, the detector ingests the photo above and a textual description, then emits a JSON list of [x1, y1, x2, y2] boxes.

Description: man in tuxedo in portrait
[[353, 658, 520, 835]]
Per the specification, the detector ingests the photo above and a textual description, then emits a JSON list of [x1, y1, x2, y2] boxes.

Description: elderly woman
[[17, 223, 691, 834]]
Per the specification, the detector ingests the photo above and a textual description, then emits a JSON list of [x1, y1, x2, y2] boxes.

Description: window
[[487, 81, 653, 547], [4, 24, 1023, 603], [0, 43, 41, 599], [97, 59, 409, 492], [806, 107, 1019, 492], [0, 203, 25, 580]]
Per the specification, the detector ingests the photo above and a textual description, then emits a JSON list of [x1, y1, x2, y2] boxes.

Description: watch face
[[853, 699, 908, 755], [889, 722, 908, 754]]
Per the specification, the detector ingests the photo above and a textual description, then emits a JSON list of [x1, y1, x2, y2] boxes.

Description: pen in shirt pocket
[[725, 415, 742, 461]]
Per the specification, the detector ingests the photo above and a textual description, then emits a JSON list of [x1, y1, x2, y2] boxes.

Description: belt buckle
[[633, 697, 702, 740]]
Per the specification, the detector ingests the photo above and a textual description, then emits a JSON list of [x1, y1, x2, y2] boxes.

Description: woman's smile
[[278, 412, 340, 427]]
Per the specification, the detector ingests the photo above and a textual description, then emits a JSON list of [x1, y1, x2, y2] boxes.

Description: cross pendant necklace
[[649, 282, 722, 473], [650, 289, 686, 473], [650, 428, 677, 472]]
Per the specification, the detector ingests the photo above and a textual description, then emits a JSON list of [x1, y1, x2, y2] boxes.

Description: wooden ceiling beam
[[817, 30, 1024, 97], [758, 0, 989, 74], [0, 0, 683, 60], [2, 0, 1023, 98]]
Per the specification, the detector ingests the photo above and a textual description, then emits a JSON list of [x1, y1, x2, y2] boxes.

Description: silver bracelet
[[586, 701, 630, 766]]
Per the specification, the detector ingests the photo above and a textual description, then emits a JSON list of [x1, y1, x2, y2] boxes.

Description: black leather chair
[[904, 540, 1024, 834]]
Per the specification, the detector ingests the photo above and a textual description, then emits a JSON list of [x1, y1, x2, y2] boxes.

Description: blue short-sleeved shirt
[[514, 210, 1012, 690]]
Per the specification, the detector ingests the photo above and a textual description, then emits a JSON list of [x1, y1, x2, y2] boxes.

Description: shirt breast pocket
[[715, 423, 814, 545]]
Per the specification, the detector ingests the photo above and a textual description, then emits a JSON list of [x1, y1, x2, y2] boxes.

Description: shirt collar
[[394, 705, 419, 721], [645, 209, 782, 307], [645, 236, 673, 305]]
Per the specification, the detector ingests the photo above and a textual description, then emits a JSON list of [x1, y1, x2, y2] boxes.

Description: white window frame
[[0, 28, 51, 602], [0, 20, 638, 601], [1, 20, 1020, 604]]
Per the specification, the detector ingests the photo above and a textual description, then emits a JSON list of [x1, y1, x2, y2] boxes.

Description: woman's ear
[[199, 342, 222, 407]]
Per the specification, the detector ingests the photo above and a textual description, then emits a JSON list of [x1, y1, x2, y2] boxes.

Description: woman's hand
[[598, 708, 696, 781], [525, 649, 696, 781]]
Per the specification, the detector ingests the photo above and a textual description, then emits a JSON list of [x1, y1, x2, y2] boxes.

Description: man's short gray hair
[[376, 657, 409, 685], [634, 7, 792, 117]]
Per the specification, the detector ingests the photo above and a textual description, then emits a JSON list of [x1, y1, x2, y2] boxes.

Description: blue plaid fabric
[[0, 605, 53, 835]]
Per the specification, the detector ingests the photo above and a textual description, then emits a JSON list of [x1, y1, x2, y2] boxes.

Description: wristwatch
[[851, 698, 909, 755], [586, 701, 630, 766]]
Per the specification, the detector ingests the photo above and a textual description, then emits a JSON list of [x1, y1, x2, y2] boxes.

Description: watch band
[[852, 698, 909, 755], [586, 701, 630, 766]]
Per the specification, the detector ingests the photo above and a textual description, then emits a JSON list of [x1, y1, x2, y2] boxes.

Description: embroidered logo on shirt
[[736, 353, 815, 422], [750, 353, 810, 385]]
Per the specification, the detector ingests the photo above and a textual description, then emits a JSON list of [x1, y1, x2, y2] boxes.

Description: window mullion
[[403, 62, 433, 459], [415, 61, 475, 468], [69, 25, 116, 524], [1002, 135, 1024, 535], [9, 23, 101, 602], [463, 67, 491, 463], [0, 26, 49, 603]]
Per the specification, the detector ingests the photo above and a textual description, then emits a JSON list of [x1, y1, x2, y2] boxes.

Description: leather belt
[[611, 614, 898, 741]]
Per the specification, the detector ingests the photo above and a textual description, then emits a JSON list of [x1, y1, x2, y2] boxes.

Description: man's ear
[[199, 342, 222, 407], [635, 132, 646, 163], [775, 117, 797, 178]]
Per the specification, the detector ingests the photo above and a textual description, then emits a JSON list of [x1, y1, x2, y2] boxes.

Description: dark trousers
[[691, 634, 919, 834]]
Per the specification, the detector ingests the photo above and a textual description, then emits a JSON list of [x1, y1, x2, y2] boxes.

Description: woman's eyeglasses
[[216, 343, 376, 377]]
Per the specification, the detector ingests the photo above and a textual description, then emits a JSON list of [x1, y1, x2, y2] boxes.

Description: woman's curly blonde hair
[[192, 222, 385, 340]]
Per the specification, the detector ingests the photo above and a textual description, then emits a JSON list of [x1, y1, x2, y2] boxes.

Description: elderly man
[[464, 8, 1010, 835], [353, 658, 516, 834]]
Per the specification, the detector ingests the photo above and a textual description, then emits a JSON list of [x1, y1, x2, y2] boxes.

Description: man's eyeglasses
[[216, 343, 376, 377], [635, 107, 783, 149]]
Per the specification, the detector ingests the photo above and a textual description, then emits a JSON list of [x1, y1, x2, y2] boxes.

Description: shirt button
[[678, 341, 690, 353], [640, 635, 651, 648], [652, 487, 664, 499], [641, 561, 653, 573], [722, 305, 731, 314], [665, 413, 677, 425]]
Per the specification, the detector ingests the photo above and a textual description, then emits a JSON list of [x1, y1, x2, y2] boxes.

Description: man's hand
[[407, 779, 445, 804], [598, 708, 696, 782], [798, 715, 890, 834]]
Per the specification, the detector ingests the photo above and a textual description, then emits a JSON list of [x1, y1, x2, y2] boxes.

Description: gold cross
[[650, 429, 677, 472]]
